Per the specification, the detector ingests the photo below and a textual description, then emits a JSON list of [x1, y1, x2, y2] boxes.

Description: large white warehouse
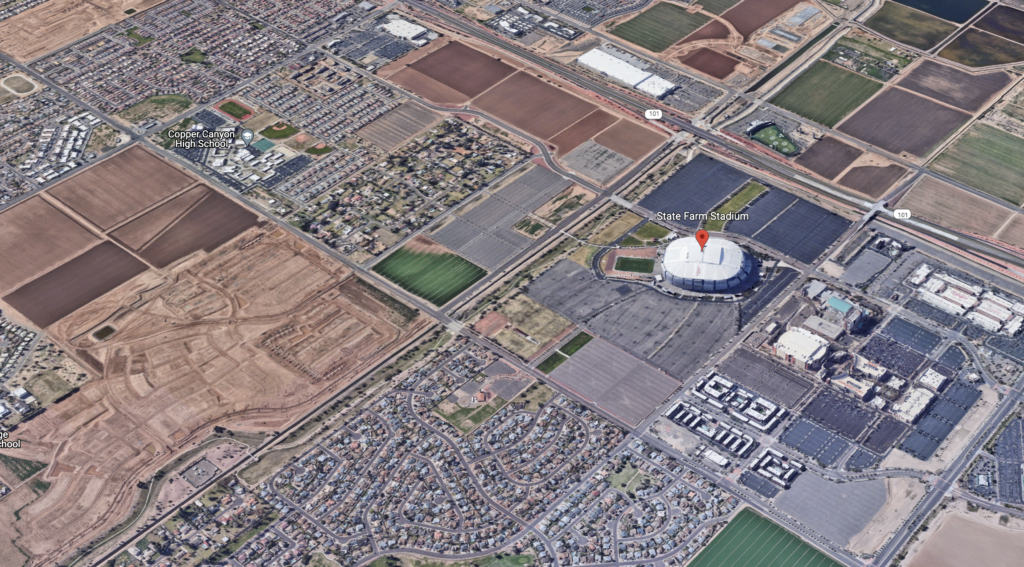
[[662, 237, 752, 292], [576, 48, 676, 98]]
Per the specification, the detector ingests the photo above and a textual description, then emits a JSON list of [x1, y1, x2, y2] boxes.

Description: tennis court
[[689, 508, 842, 567]]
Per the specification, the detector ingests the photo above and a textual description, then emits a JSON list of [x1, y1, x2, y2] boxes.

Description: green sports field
[[614, 257, 655, 273], [609, 2, 711, 52], [372, 246, 486, 306], [751, 125, 797, 156], [930, 123, 1024, 205], [770, 61, 883, 127], [689, 508, 842, 567]]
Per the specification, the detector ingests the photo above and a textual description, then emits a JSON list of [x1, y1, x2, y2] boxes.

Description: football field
[[689, 508, 843, 567]]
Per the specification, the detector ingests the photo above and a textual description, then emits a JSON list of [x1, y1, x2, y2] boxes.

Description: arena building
[[661, 237, 752, 292]]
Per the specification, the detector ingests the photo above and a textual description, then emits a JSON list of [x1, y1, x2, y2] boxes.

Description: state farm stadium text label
[[656, 211, 750, 222], [167, 129, 237, 149]]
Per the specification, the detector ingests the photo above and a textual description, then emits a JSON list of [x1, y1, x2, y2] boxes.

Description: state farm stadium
[[662, 237, 752, 292]]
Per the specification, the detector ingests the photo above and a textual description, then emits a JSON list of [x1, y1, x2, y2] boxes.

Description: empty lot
[[838, 87, 971, 158]]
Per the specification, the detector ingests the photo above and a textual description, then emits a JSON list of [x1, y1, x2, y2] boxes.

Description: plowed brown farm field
[[593, 120, 667, 160], [389, 67, 470, 105], [838, 164, 907, 198], [897, 60, 1010, 112], [721, 0, 805, 39], [838, 88, 971, 157], [0, 144, 428, 566], [0, 197, 99, 293], [474, 71, 598, 139], [550, 110, 619, 156], [678, 47, 740, 79], [3, 242, 148, 328], [49, 145, 196, 230], [409, 41, 515, 98], [682, 20, 731, 44], [795, 136, 864, 180]]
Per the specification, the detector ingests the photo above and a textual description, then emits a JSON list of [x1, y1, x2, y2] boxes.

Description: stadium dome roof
[[662, 237, 751, 292]]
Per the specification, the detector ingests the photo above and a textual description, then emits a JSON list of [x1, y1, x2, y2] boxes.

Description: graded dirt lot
[[549, 110, 619, 156], [897, 175, 1014, 237], [677, 47, 740, 79], [681, 20, 732, 44], [0, 0, 168, 62], [909, 512, 1024, 567], [837, 163, 907, 198], [3, 242, 148, 328], [49, 145, 196, 230], [593, 120, 667, 161], [474, 71, 598, 140], [847, 477, 926, 555], [0, 145, 429, 566], [838, 87, 971, 158], [795, 136, 864, 180], [409, 41, 516, 98], [896, 60, 1010, 112], [0, 196, 100, 293]]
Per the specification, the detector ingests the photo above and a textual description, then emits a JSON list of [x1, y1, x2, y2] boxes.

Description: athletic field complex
[[689, 508, 842, 567]]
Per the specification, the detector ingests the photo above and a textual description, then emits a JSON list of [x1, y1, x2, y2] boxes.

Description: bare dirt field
[[389, 68, 469, 105], [0, 0, 168, 62], [549, 110, 619, 156], [896, 60, 1010, 113], [49, 145, 196, 230], [837, 87, 971, 158], [474, 71, 598, 140], [409, 41, 516, 98], [837, 163, 907, 198], [135, 189, 258, 268], [794, 136, 864, 180], [897, 175, 1014, 237], [356, 101, 442, 151], [3, 242, 148, 328], [847, 477, 926, 555], [909, 511, 1024, 567], [678, 47, 740, 79], [0, 196, 99, 294], [592, 120, 667, 161], [720, 0, 806, 39], [994, 214, 1024, 248], [473, 311, 509, 338]]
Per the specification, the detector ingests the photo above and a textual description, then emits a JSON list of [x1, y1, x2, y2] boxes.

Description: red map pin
[[695, 229, 709, 252]]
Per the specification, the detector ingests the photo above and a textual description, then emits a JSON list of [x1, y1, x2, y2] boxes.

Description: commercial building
[[382, 19, 428, 41], [832, 375, 872, 401], [893, 387, 934, 423], [576, 47, 677, 99], [661, 237, 752, 292], [919, 368, 948, 391], [771, 328, 829, 370], [802, 316, 844, 341]]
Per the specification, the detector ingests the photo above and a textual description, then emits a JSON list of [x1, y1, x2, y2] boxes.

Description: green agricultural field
[[865, 2, 958, 50], [699, 0, 742, 15], [560, 332, 593, 356], [705, 181, 766, 232], [689, 508, 843, 567], [372, 246, 486, 306], [750, 124, 797, 155], [609, 2, 711, 52], [218, 101, 251, 120], [770, 61, 883, 127], [931, 123, 1024, 205], [537, 352, 567, 374], [614, 257, 655, 273], [939, 28, 1024, 67], [0, 454, 47, 481], [260, 122, 299, 139]]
